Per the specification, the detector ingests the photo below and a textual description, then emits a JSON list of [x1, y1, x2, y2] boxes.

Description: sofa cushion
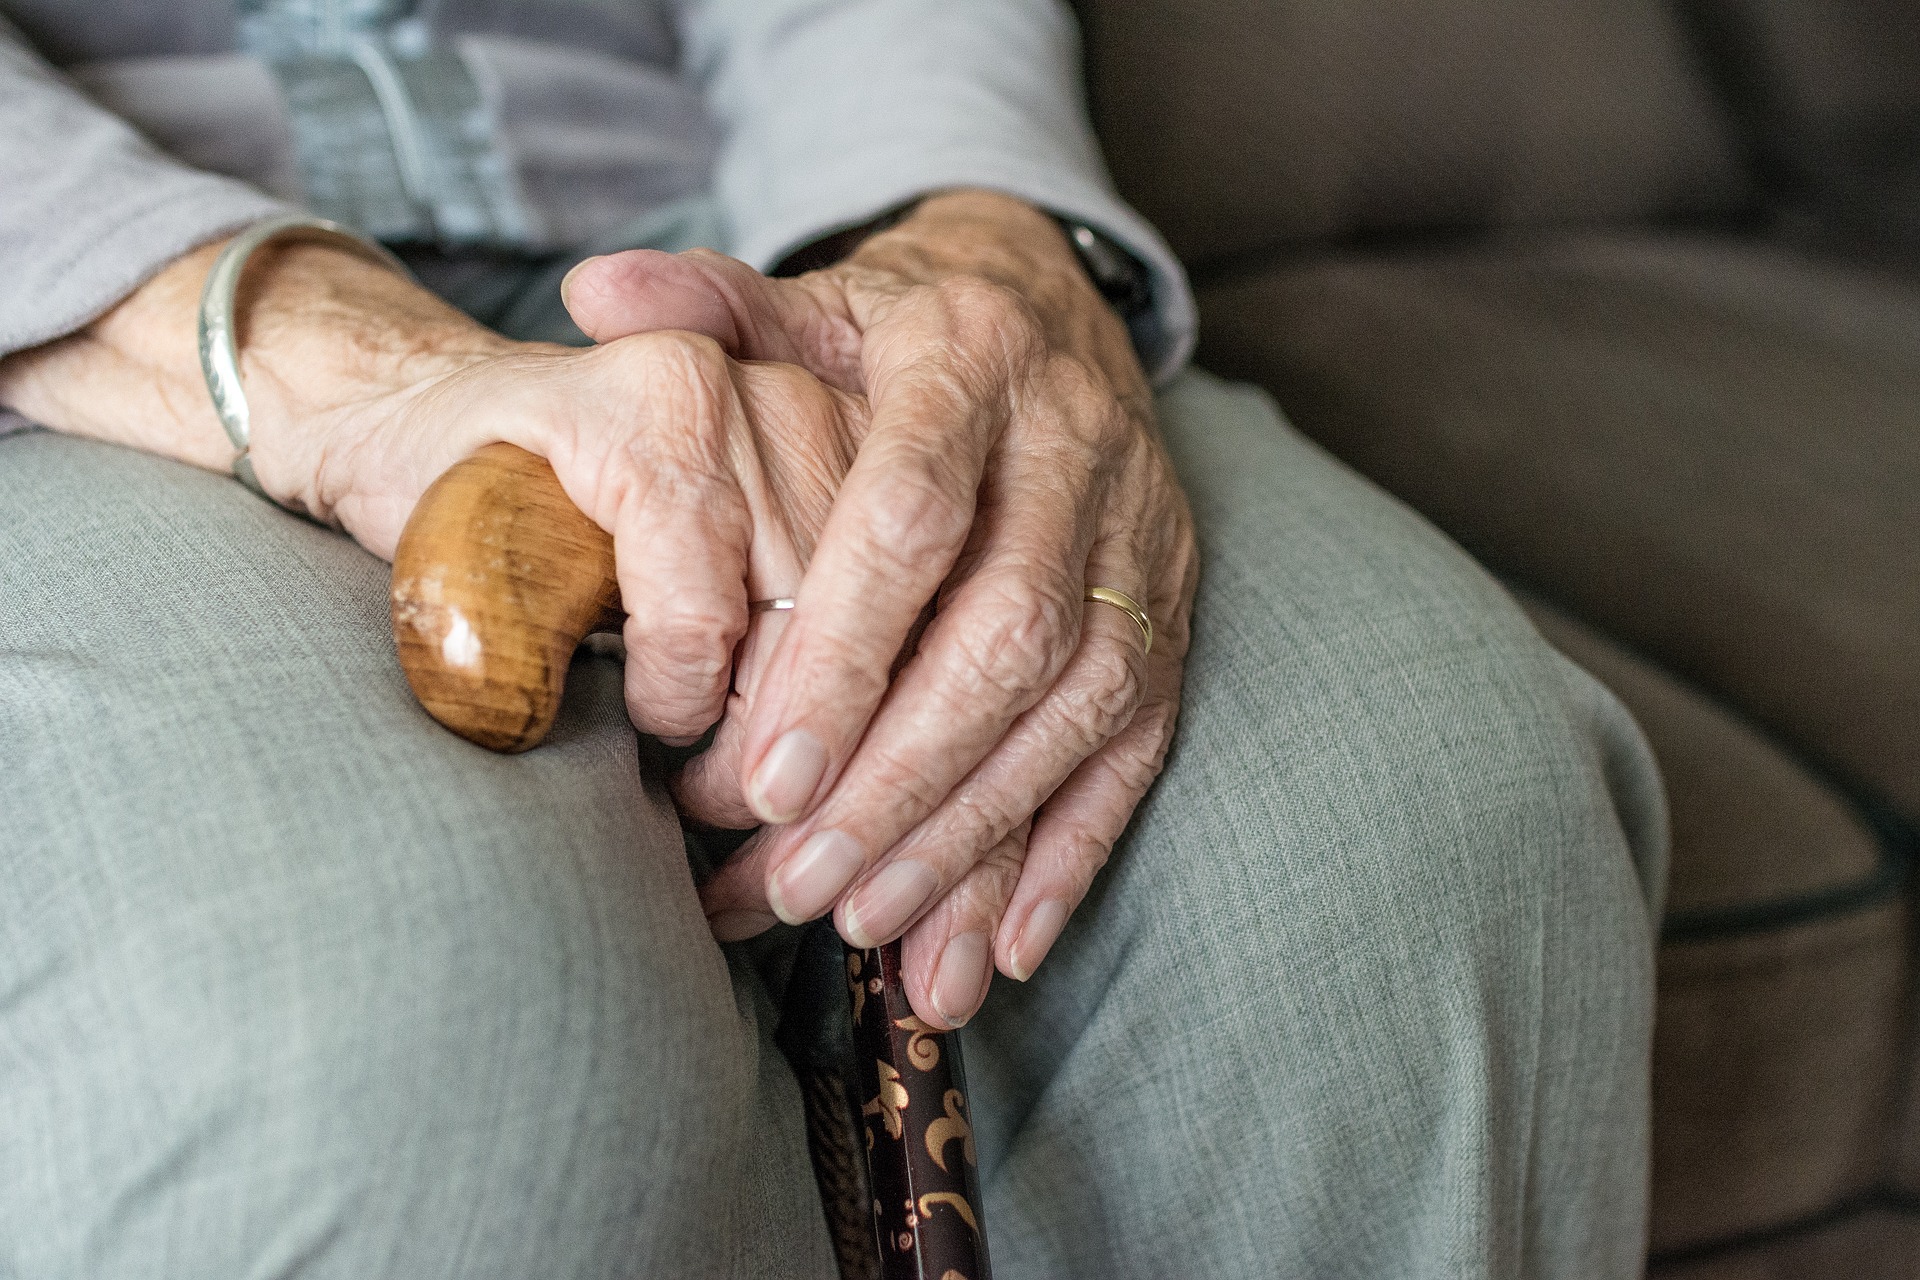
[[1196, 231, 1920, 825], [1648, 1206, 1920, 1277], [1520, 596, 1907, 1254], [1683, 0, 1920, 264], [1684, 0, 1920, 184], [1071, 0, 1752, 268]]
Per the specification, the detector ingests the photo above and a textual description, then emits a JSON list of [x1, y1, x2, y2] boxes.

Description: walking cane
[[389, 442, 993, 1280]]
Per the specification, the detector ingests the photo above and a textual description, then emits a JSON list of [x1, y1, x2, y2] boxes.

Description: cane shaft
[[850, 941, 993, 1280]]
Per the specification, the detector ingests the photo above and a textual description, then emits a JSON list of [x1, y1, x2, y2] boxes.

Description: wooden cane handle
[[390, 443, 621, 753]]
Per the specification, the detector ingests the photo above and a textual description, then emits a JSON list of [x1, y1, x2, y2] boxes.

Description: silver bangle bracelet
[[196, 213, 411, 503]]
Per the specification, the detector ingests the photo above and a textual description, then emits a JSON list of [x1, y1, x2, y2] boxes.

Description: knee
[[1135, 533, 1660, 1035], [220, 755, 754, 1179], [8, 682, 762, 1271], [1150, 371, 1663, 979]]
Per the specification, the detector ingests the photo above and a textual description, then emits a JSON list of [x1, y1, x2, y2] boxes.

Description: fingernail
[[843, 860, 939, 949], [932, 930, 991, 1027], [707, 909, 777, 942], [1009, 900, 1068, 982], [558, 256, 599, 308], [768, 830, 865, 925], [748, 729, 828, 824]]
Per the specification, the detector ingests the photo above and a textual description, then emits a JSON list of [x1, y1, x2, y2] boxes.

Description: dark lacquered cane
[[849, 941, 994, 1280]]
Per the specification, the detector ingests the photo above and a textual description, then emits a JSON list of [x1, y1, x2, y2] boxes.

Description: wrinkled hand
[[307, 341, 869, 763], [564, 190, 1199, 1029], [125, 243, 880, 770]]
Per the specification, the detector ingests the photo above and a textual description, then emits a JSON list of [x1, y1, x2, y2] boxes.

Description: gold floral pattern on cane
[[925, 1088, 976, 1172], [917, 1191, 980, 1235], [861, 1059, 908, 1140], [894, 1015, 942, 1070], [847, 952, 866, 1027]]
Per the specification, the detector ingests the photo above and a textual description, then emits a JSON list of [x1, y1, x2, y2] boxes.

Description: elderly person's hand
[[563, 189, 1200, 1029], [0, 234, 864, 796]]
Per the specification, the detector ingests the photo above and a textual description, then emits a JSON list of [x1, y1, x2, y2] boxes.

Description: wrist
[[222, 240, 513, 514], [82, 235, 511, 519], [848, 190, 1148, 395], [3, 235, 511, 481], [851, 191, 1088, 308]]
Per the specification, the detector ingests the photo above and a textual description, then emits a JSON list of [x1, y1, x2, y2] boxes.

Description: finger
[[562, 248, 865, 391], [698, 828, 781, 938], [729, 307, 1012, 836], [996, 688, 1182, 982], [671, 603, 795, 830], [898, 823, 1030, 1029], [748, 343, 1116, 926], [586, 332, 754, 742], [673, 360, 862, 825], [829, 595, 1149, 949], [698, 830, 784, 943], [672, 700, 757, 827]]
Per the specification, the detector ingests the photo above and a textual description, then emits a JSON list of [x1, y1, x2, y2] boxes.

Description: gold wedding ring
[[1085, 586, 1153, 655]]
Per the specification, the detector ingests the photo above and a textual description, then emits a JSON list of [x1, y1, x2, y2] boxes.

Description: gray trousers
[[0, 366, 1665, 1278]]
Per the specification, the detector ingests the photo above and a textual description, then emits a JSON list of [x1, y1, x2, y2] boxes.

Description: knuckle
[[636, 604, 739, 688], [857, 743, 953, 818], [625, 692, 715, 739], [1063, 366, 1132, 448], [854, 452, 973, 569], [949, 840, 1026, 912], [983, 833, 1029, 879], [626, 329, 729, 397], [1073, 641, 1146, 739], [641, 327, 727, 368], [1040, 351, 1105, 405], [623, 670, 720, 736], [1049, 823, 1117, 886], [936, 274, 1019, 323], [935, 276, 1044, 359], [1094, 725, 1170, 796], [945, 582, 1077, 707], [946, 789, 1021, 857]]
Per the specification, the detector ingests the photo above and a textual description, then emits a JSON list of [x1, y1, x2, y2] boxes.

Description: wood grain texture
[[390, 443, 621, 753]]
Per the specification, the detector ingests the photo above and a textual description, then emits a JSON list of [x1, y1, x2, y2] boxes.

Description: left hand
[[564, 190, 1199, 1030]]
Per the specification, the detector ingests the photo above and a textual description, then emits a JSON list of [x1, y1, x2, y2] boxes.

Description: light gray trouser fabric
[[0, 369, 1666, 1278]]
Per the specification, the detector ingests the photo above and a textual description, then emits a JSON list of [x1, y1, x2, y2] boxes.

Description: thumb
[[561, 248, 860, 388]]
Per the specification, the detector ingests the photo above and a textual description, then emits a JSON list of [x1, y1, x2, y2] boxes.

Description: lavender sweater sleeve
[[0, 14, 285, 360]]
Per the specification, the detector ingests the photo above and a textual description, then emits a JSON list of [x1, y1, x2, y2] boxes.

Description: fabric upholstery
[[1683, 0, 1920, 183], [1522, 598, 1907, 1253], [1071, 0, 1753, 269], [1682, 0, 1920, 260], [1649, 1207, 1920, 1278], [1073, 0, 1920, 1267], [1196, 231, 1920, 828]]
